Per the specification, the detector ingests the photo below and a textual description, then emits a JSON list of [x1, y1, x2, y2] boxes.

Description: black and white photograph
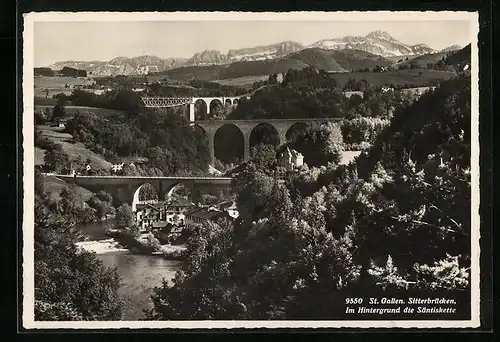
[[22, 11, 480, 329]]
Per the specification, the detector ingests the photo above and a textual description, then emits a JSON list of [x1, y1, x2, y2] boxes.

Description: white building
[[111, 163, 124, 173], [279, 147, 304, 170]]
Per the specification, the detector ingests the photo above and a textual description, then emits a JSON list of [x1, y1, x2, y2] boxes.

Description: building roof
[[186, 207, 227, 221], [152, 221, 169, 229], [168, 197, 195, 208], [136, 203, 162, 211], [217, 200, 237, 210], [281, 147, 303, 160]]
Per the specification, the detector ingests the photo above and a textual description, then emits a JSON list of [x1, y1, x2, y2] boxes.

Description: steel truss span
[[142, 97, 193, 108]]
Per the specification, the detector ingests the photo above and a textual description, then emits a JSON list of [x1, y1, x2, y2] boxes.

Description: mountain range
[[46, 31, 463, 77]]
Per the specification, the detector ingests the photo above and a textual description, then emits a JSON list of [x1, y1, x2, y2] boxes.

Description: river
[[76, 219, 182, 320]]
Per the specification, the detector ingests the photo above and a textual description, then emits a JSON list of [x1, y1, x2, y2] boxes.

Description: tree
[[60, 184, 82, 219], [43, 146, 71, 173], [52, 101, 66, 121], [34, 191, 123, 320], [35, 169, 45, 196], [250, 144, 278, 171], [289, 122, 344, 167], [147, 75, 473, 320], [115, 203, 136, 232]]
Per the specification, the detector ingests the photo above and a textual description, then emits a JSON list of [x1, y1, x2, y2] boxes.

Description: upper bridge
[[141, 95, 251, 120]]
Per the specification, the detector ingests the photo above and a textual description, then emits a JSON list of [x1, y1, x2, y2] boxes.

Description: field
[[41, 174, 94, 202], [34, 97, 59, 106], [34, 76, 95, 98], [328, 69, 456, 87], [213, 75, 269, 88], [35, 125, 112, 170], [35, 105, 127, 118], [339, 151, 362, 165], [393, 52, 449, 69]]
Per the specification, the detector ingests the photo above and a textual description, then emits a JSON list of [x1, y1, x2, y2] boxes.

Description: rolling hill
[[155, 48, 394, 82], [46, 30, 443, 76], [392, 51, 449, 68]]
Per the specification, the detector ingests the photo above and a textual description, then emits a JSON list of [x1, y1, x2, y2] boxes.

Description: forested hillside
[[229, 67, 418, 120], [148, 74, 472, 320], [64, 108, 210, 176], [154, 48, 393, 82]]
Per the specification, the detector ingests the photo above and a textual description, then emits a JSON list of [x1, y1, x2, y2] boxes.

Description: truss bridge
[[142, 97, 193, 108]]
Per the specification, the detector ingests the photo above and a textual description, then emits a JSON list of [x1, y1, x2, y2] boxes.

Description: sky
[[34, 20, 472, 67]]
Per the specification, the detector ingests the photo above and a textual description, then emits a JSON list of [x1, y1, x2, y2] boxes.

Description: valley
[[31, 19, 474, 324]]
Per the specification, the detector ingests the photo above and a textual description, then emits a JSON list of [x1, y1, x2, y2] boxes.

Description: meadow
[[213, 75, 269, 88], [328, 68, 456, 87], [34, 75, 95, 98], [35, 105, 127, 118], [35, 125, 112, 170], [41, 174, 94, 202]]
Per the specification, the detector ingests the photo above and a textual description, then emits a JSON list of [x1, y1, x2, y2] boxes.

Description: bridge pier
[[243, 131, 251, 161], [277, 128, 287, 147], [189, 103, 195, 121], [208, 132, 215, 166]]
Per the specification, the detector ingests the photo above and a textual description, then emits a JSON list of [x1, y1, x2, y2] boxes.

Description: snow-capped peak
[[308, 31, 436, 57]]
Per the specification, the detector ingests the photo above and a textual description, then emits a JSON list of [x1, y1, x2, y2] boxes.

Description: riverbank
[[75, 238, 128, 254], [75, 218, 184, 320], [76, 236, 187, 260]]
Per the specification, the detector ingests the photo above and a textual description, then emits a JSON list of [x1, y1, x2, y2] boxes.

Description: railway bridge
[[142, 95, 342, 164], [142, 96, 250, 121]]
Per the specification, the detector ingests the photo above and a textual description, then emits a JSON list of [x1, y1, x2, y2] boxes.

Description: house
[[165, 213, 186, 226], [166, 197, 195, 214], [381, 85, 394, 93], [279, 147, 304, 170], [136, 203, 164, 231], [111, 163, 124, 173], [216, 200, 239, 219], [184, 206, 229, 229], [136, 200, 190, 231]]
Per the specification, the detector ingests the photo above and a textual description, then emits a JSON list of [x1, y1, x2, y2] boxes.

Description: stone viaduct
[[191, 118, 342, 163], [56, 174, 233, 212], [142, 95, 342, 164]]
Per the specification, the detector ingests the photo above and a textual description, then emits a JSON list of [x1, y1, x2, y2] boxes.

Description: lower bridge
[[55, 175, 233, 211]]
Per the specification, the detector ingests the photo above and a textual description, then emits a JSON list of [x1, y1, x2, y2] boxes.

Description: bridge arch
[[286, 122, 309, 142], [214, 123, 245, 164], [132, 182, 160, 212], [250, 123, 281, 152], [209, 99, 224, 118], [194, 99, 208, 120], [225, 99, 232, 106]]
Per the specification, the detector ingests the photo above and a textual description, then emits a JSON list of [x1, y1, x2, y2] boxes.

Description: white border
[[22, 11, 480, 329]]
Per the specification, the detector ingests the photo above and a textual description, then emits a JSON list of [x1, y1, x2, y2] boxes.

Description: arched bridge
[[142, 96, 250, 121], [55, 175, 233, 212], [191, 118, 342, 162], [141, 93, 343, 164]]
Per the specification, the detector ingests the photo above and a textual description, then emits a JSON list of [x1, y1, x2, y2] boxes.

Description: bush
[[341, 117, 390, 149]]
